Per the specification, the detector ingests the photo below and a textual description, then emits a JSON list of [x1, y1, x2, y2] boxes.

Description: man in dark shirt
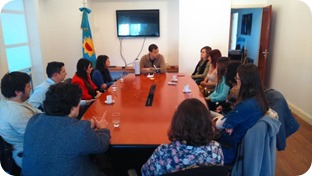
[[22, 83, 111, 176]]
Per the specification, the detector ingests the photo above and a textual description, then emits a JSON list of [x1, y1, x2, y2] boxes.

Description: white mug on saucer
[[172, 75, 177, 80], [184, 84, 190, 92], [106, 95, 112, 103]]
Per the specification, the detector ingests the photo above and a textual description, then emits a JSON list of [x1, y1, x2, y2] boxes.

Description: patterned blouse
[[141, 140, 224, 176]]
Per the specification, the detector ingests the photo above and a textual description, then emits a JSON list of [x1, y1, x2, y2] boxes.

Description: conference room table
[[82, 73, 206, 174], [82, 73, 206, 145]]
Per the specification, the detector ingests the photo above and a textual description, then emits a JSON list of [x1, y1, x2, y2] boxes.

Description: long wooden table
[[82, 73, 205, 146]]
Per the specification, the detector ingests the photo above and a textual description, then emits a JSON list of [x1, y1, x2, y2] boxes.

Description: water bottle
[[134, 58, 140, 76]]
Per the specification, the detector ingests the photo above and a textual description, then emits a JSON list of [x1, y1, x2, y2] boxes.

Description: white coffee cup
[[172, 75, 177, 80], [184, 84, 190, 92], [106, 95, 112, 103], [120, 78, 124, 82]]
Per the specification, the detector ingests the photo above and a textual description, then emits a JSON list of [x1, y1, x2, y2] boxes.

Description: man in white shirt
[[28, 61, 67, 111], [0, 72, 39, 167]]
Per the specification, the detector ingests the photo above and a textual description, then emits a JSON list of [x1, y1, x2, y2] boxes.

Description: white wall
[[179, 0, 231, 74], [90, 0, 179, 67], [36, 0, 84, 79], [232, 0, 268, 7], [25, 0, 44, 86], [0, 25, 7, 77], [267, 0, 312, 124]]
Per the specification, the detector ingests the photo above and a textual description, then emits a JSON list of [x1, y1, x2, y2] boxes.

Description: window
[[0, 0, 32, 72]]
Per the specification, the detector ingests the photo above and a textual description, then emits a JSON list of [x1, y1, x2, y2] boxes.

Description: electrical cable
[[119, 37, 147, 67], [119, 38, 127, 67], [136, 37, 146, 59]]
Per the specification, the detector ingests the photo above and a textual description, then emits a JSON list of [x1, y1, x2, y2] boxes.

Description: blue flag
[[80, 7, 96, 67]]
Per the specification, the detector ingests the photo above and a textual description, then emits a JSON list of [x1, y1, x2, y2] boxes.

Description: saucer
[[168, 81, 177, 85], [183, 90, 191, 93], [105, 100, 115, 104]]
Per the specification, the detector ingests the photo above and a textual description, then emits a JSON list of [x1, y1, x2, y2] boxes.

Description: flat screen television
[[116, 9, 160, 38]]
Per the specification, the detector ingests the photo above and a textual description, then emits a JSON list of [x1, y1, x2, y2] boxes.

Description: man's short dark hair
[[148, 44, 158, 52], [46, 62, 65, 78], [1, 72, 31, 98], [43, 83, 82, 116]]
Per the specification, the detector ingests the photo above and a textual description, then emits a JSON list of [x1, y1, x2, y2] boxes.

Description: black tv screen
[[116, 9, 160, 38]]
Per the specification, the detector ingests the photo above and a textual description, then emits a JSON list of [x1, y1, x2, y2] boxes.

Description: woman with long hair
[[141, 98, 224, 176], [92, 55, 114, 91], [215, 61, 242, 114], [191, 46, 212, 85], [71, 58, 101, 100], [218, 63, 269, 164], [199, 49, 221, 90], [205, 57, 231, 111]]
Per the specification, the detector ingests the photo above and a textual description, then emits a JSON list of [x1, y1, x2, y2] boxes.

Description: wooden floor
[[275, 115, 312, 176]]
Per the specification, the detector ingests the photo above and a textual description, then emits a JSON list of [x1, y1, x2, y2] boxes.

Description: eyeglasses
[[234, 76, 240, 81]]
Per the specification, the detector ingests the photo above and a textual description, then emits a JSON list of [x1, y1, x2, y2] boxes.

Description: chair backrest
[[265, 89, 300, 150], [163, 166, 229, 176], [231, 115, 281, 176], [0, 136, 21, 175]]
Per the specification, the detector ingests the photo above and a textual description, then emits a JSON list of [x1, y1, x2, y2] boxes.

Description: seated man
[[28, 61, 67, 111], [28, 61, 93, 114], [0, 72, 39, 167], [140, 44, 166, 74], [22, 83, 111, 175]]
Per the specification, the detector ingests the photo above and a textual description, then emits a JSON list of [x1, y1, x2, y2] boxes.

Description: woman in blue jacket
[[92, 55, 114, 91], [219, 63, 269, 164]]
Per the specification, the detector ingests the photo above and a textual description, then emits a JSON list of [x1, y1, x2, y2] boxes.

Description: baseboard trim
[[287, 101, 312, 126]]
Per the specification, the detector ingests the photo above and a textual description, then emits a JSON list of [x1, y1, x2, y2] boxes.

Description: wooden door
[[258, 5, 272, 87]]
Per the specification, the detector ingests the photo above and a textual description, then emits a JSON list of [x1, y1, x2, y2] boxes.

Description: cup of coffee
[[120, 77, 124, 82], [106, 95, 112, 104], [184, 84, 190, 92], [172, 75, 177, 80]]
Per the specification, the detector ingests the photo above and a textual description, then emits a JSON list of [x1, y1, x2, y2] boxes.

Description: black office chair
[[0, 136, 21, 175], [163, 166, 229, 176]]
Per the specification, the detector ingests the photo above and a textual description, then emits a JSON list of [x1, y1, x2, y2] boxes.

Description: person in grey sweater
[[140, 44, 166, 74], [0, 72, 38, 168], [22, 83, 111, 176]]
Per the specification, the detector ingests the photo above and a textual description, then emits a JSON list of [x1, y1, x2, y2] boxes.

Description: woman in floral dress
[[141, 98, 224, 176]]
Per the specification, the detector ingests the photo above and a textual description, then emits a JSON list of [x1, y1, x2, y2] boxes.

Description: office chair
[[265, 89, 300, 151], [231, 114, 281, 176], [0, 136, 21, 175]]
